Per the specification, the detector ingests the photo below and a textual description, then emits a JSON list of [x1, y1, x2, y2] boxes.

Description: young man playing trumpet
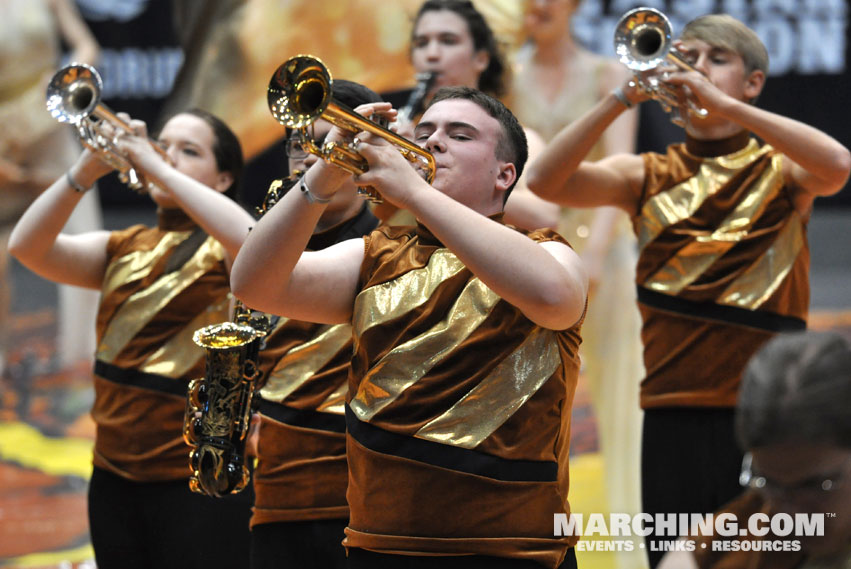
[[231, 86, 588, 569], [525, 13, 851, 567]]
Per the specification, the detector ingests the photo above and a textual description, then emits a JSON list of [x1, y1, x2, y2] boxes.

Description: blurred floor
[[1, 205, 849, 569]]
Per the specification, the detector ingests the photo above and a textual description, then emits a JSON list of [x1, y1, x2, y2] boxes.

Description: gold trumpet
[[46, 63, 168, 192], [613, 7, 709, 126], [267, 55, 436, 203]]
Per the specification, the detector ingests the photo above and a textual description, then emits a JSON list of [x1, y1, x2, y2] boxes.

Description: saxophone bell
[[184, 319, 266, 497]]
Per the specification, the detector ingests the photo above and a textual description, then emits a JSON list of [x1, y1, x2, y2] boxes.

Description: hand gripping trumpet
[[46, 63, 168, 192], [183, 304, 269, 497], [613, 7, 709, 126], [267, 55, 436, 203]]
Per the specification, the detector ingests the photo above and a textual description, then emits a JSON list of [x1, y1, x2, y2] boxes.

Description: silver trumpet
[[613, 7, 709, 126], [46, 63, 168, 192]]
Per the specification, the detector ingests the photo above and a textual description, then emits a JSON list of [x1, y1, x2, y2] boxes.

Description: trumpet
[[46, 63, 168, 192], [613, 7, 708, 126], [267, 55, 436, 203], [183, 304, 269, 497]]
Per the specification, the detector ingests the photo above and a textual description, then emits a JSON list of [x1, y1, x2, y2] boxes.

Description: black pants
[[250, 518, 348, 569], [88, 466, 253, 569], [641, 408, 743, 568], [347, 547, 577, 569]]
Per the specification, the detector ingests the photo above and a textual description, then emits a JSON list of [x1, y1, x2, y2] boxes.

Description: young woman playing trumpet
[[9, 108, 256, 569]]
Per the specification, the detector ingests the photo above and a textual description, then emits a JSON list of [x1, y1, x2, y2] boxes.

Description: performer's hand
[[621, 76, 651, 106], [660, 41, 738, 117], [350, 126, 428, 210], [70, 146, 115, 188], [114, 115, 164, 174], [323, 102, 397, 148]]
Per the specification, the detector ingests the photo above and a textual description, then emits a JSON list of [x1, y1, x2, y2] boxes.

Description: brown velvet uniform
[[634, 132, 810, 567], [635, 131, 809, 409], [87, 208, 252, 569], [250, 317, 351, 525], [341, 218, 584, 569], [251, 205, 378, 527], [92, 209, 231, 480]]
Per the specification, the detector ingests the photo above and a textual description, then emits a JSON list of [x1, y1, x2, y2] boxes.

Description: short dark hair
[[180, 108, 244, 203], [736, 331, 851, 450], [428, 86, 527, 199], [332, 79, 384, 109], [412, 0, 507, 98]]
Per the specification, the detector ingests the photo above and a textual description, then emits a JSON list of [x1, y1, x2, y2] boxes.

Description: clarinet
[[396, 72, 436, 125]]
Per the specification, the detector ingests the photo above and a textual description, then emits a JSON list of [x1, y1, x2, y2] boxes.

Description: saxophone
[[183, 304, 269, 497]]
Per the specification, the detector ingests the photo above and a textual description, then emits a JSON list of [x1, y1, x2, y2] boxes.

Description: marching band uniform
[[343, 219, 583, 569]]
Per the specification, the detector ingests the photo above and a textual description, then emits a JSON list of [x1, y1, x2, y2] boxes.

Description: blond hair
[[681, 14, 769, 76]]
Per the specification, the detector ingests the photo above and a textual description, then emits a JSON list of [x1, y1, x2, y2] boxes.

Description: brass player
[[9, 108, 256, 568], [525, 13, 851, 566], [231, 86, 588, 568]]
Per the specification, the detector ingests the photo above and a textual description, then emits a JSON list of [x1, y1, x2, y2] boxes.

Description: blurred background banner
[[72, 0, 182, 207], [71, 0, 849, 207]]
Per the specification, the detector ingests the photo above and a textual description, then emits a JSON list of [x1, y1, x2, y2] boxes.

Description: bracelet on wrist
[[66, 171, 91, 193], [300, 177, 332, 204], [611, 86, 633, 109]]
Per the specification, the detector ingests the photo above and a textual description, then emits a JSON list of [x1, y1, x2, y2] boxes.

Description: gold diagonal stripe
[[97, 237, 225, 362], [637, 140, 767, 250], [139, 295, 231, 378], [350, 278, 500, 422], [353, 248, 466, 337], [645, 154, 784, 294], [102, 231, 193, 297], [259, 323, 352, 402], [415, 327, 561, 449], [316, 381, 348, 415], [719, 213, 804, 310]]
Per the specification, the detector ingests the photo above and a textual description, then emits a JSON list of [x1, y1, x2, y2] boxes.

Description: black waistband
[[259, 398, 346, 434], [345, 405, 557, 482], [637, 286, 806, 333], [94, 360, 188, 397]]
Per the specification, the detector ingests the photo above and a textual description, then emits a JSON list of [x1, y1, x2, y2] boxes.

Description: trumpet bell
[[46, 63, 103, 124], [192, 321, 259, 351], [613, 7, 708, 125], [268, 55, 332, 130], [613, 7, 673, 72]]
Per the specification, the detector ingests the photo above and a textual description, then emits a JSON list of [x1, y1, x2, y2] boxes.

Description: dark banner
[[70, 0, 182, 208]]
